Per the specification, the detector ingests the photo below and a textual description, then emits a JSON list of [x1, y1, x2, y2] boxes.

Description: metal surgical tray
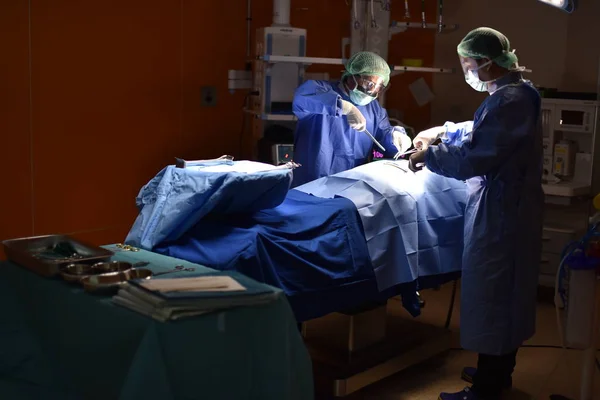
[[2, 235, 114, 277]]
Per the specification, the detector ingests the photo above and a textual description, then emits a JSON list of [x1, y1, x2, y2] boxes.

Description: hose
[[246, 0, 251, 58], [370, 0, 377, 28], [353, 0, 360, 29], [438, 0, 443, 33]]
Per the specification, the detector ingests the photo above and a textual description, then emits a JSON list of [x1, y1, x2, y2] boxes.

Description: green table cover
[[0, 246, 313, 400]]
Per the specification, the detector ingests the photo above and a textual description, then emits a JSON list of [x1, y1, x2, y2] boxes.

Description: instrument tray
[[2, 235, 114, 277]]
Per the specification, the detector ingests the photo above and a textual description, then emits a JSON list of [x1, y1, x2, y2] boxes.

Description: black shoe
[[417, 291, 426, 308], [461, 367, 512, 389]]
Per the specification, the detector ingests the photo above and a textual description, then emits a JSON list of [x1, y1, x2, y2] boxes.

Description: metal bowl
[[126, 268, 153, 280], [81, 268, 153, 293], [60, 263, 97, 283], [92, 261, 133, 274]]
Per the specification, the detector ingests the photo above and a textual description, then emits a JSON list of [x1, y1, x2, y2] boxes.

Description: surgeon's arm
[[425, 98, 536, 181], [292, 80, 344, 119], [413, 120, 473, 150], [441, 121, 474, 146]]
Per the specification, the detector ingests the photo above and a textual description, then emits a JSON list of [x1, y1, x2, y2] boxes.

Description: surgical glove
[[341, 100, 367, 132], [408, 149, 427, 172], [413, 126, 446, 150], [392, 128, 412, 154]]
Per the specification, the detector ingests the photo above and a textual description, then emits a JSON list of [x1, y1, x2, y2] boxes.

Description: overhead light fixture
[[537, 0, 577, 13]]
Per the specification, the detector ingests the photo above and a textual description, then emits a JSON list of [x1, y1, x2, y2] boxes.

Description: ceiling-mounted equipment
[[537, 0, 577, 13]]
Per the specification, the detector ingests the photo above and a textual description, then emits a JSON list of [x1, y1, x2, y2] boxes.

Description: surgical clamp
[[393, 148, 418, 160]]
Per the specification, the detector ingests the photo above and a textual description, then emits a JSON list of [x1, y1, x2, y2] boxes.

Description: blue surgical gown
[[291, 80, 404, 187], [425, 72, 544, 355]]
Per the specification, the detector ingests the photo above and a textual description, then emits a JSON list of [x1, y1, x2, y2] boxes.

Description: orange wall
[[0, 0, 437, 257]]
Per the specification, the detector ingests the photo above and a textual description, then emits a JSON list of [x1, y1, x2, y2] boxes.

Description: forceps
[[363, 129, 386, 152], [154, 265, 196, 277], [393, 148, 418, 160]]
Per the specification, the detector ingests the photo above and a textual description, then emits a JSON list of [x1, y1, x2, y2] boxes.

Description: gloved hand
[[392, 128, 412, 155], [413, 126, 446, 150], [408, 149, 427, 172], [341, 100, 367, 132]]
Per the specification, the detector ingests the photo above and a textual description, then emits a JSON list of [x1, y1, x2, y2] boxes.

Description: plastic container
[[401, 58, 423, 67], [564, 252, 600, 349]]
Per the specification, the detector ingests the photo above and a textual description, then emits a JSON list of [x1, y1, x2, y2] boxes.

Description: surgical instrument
[[115, 243, 140, 252], [274, 161, 301, 170], [421, 0, 426, 28], [393, 148, 418, 160], [154, 265, 196, 277], [383, 162, 408, 173], [363, 128, 386, 152], [404, 0, 410, 19]]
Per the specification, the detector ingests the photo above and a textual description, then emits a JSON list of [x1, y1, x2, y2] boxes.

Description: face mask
[[464, 60, 493, 92], [349, 89, 375, 106], [465, 69, 488, 92]]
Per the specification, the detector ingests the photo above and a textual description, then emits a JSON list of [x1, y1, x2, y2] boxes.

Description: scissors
[[393, 148, 418, 161], [154, 265, 196, 277]]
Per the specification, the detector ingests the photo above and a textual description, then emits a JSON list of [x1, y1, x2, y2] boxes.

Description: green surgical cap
[[457, 27, 518, 70], [343, 51, 391, 86]]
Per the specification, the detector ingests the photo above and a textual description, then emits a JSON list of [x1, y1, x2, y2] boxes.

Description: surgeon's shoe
[[417, 291, 426, 308], [460, 367, 512, 389], [438, 387, 477, 400]]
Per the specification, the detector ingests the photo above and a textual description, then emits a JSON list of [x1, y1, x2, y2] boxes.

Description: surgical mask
[[349, 89, 375, 106], [346, 75, 378, 106], [464, 60, 493, 92]]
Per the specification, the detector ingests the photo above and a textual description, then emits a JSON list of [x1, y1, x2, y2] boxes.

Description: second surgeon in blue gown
[[409, 28, 544, 400], [291, 51, 411, 187]]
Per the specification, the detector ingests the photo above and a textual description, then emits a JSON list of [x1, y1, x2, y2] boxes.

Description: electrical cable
[[238, 94, 251, 159]]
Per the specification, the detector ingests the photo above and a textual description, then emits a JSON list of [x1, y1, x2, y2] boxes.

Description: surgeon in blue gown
[[291, 51, 411, 187], [408, 28, 544, 400]]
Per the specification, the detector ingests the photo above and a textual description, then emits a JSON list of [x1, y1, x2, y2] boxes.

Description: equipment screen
[[276, 144, 294, 165], [560, 110, 584, 126]]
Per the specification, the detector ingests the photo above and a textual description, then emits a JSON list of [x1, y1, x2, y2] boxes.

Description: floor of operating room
[[315, 282, 600, 400]]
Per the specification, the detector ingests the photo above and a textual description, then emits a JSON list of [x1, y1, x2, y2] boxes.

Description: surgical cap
[[457, 27, 518, 70], [343, 52, 391, 86]]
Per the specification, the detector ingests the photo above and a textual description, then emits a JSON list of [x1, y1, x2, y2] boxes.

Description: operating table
[[125, 158, 467, 322]]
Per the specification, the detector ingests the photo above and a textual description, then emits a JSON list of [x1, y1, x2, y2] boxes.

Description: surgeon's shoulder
[[494, 83, 540, 112], [296, 80, 335, 94]]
